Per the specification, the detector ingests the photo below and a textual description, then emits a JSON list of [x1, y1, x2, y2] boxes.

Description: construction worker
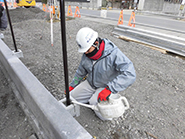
[[0, 4, 7, 31], [69, 27, 136, 120]]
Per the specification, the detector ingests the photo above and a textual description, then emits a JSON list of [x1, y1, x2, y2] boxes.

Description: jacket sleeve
[[107, 50, 136, 93], [70, 55, 88, 88], [0, 6, 3, 18]]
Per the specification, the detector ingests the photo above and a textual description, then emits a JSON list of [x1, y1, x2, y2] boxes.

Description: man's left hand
[[98, 87, 111, 102]]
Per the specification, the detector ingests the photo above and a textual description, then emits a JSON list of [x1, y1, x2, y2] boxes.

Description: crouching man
[[69, 27, 136, 120]]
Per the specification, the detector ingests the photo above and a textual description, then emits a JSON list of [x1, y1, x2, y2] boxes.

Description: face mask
[[85, 47, 98, 58], [86, 40, 105, 60]]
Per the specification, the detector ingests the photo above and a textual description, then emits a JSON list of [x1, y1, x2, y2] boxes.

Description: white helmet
[[76, 27, 98, 53]]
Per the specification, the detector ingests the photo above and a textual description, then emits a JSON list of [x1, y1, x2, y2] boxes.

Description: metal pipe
[[59, 0, 70, 106], [4, 0, 18, 52]]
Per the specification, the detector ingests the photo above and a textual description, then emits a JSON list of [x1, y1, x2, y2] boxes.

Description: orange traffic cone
[[10, 2, 13, 7], [13, 2, 17, 7], [117, 10, 123, 25], [74, 6, 81, 18], [50, 5, 55, 14], [42, 4, 46, 12], [56, 6, 60, 19], [128, 11, 135, 27], [67, 5, 73, 16]]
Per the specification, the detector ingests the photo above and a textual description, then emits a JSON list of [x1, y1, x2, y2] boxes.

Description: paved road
[[68, 8, 185, 34]]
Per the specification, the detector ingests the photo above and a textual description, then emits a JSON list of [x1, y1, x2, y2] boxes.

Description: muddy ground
[[1, 8, 185, 139]]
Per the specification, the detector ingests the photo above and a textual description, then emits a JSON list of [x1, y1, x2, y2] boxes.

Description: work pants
[[70, 80, 112, 120]]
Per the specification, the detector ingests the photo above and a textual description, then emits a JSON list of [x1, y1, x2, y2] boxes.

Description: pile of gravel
[[8, 8, 46, 23], [2, 7, 185, 139]]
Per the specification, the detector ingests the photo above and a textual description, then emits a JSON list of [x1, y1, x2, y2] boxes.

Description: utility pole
[[178, 0, 185, 17]]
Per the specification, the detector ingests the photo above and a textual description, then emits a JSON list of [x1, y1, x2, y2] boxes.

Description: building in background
[[138, 0, 183, 15]]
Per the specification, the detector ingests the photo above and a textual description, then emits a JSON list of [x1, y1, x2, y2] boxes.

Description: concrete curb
[[112, 25, 185, 57], [136, 10, 185, 19], [0, 39, 92, 139]]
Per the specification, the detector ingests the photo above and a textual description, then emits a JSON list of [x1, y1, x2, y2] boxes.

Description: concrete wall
[[143, 0, 163, 11], [0, 39, 92, 139], [138, 0, 182, 15], [138, 0, 145, 10], [65, 0, 101, 10], [162, 2, 181, 14]]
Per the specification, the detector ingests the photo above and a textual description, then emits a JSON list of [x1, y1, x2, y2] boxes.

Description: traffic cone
[[10, 2, 13, 7], [67, 5, 73, 16], [56, 6, 60, 19], [50, 5, 55, 14], [13, 2, 17, 7], [128, 11, 135, 27], [7, 2, 10, 7], [42, 4, 46, 12], [117, 10, 123, 25], [74, 6, 81, 18], [46, 5, 50, 13]]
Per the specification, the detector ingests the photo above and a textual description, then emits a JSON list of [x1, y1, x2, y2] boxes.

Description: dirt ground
[[1, 8, 185, 139]]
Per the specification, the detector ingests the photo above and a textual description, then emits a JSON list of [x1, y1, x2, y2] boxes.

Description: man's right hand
[[65, 86, 74, 94]]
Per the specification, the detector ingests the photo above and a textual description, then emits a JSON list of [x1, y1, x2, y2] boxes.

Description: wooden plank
[[119, 35, 167, 54]]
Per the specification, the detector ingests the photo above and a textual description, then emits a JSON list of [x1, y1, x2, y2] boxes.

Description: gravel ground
[[1, 7, 185, 139]]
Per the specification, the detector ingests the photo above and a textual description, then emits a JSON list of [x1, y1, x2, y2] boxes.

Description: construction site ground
[[0, 8, 185, 139]]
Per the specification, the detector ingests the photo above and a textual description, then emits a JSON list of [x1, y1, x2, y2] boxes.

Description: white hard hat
[[76, 27, 98, 53]]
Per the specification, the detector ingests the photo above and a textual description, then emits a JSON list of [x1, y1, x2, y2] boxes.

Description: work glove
[[69, 86, 74, 92], [65, 86, 74, 94], [98, 87, 111, 102]]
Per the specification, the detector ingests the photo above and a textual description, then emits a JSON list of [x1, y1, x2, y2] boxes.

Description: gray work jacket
[[1, 10, 7, 29], [70, 38, 136, 93]]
